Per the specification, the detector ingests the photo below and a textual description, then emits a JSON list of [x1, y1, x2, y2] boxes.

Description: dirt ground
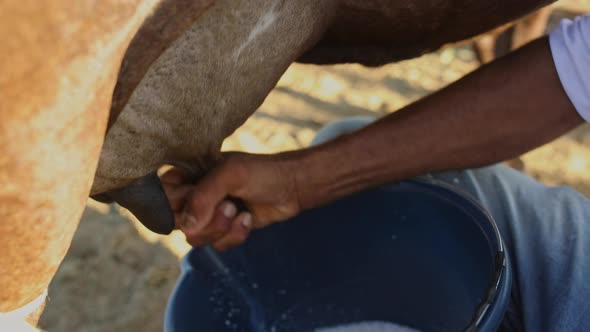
[[39, 3, 590, 331]]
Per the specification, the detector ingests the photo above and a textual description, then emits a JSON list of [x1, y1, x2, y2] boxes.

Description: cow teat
[[92, 172, 176, 235]]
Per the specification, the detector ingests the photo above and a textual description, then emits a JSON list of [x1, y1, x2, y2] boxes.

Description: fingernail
[[222, 202, 237, 219], [182, 211, 198, 229], [241, 213, 253, 228]]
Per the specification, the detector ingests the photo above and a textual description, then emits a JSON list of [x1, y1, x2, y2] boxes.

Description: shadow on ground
[[39, 203, 181, 332]]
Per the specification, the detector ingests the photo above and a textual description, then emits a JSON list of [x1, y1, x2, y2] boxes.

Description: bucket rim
[[402, 178, 508, 331]]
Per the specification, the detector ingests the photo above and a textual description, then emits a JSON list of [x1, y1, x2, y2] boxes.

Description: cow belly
[[298, 0, 554, 65]]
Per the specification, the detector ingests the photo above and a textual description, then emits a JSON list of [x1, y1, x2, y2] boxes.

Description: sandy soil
[[39, 3, 590, 331]]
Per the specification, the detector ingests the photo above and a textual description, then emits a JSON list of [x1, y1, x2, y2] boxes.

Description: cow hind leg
[[0, 0, 162, 326]]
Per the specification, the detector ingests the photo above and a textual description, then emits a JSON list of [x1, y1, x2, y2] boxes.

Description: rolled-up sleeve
[[549, 15, 590, 122]]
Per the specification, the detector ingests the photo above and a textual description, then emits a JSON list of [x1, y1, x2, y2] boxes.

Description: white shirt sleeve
[[549, 14, 590, 122]]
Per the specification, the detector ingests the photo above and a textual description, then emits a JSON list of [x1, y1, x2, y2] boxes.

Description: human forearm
[[292, 37, 583, 210]]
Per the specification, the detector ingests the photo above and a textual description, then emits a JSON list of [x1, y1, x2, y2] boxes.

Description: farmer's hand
[[161, 153, 302, 251]]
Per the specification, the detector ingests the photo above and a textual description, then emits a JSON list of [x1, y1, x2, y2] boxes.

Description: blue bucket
[[164, 179, 511, 332]]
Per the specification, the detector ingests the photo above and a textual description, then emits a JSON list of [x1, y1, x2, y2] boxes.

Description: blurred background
[[39, 1, 590, 331]]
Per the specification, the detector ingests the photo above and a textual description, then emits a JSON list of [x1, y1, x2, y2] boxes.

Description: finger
[[163, 184, 193, 212], [212, 212, 253, 252], [182, 163, 243, 232], [183, 201, 237, 247], [173, 212, 183, 230], [161, 167, 194, 212], [160, 167, 192, 185]]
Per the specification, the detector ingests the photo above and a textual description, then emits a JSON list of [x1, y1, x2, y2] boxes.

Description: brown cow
[[1, 0, 554, 329]]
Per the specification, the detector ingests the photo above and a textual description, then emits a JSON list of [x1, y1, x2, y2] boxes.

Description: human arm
[[294, 36, 582, 209], [165, 16, 590, 250]]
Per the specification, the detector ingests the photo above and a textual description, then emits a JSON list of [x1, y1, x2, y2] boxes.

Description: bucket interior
[[166, 180, 507, 332]]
